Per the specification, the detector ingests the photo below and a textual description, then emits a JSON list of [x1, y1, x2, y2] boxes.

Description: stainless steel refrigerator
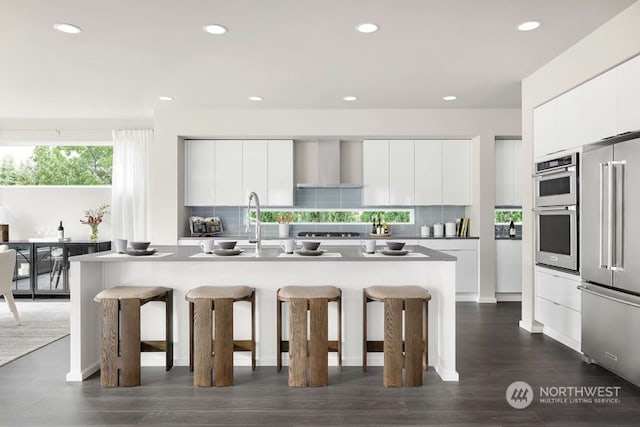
[[580, 130, 640, 387]]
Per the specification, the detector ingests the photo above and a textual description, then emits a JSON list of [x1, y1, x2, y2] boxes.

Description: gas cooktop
[[297, 231, 360, 238]]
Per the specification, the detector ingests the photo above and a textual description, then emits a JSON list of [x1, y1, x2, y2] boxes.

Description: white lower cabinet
[[496, 239, 522, 297], [534, 267, 581, 351], [421, 239, 478, 298]]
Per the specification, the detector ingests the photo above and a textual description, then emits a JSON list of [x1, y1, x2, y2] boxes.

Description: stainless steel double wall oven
[[534, 153, 579, 272]]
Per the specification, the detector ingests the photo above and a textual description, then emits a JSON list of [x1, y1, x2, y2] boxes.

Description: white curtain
[[111, 129, 152, 241]]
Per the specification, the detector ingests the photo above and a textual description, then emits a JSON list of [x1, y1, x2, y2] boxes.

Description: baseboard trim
[[456, 293, 479, 302], [477, 297, 498, 304], [519, 320, 543, 333], [542, 326, 581, 353], [435, 363, 459, 382], [66, 361, 100, 382], [496, 293, 522, 302]]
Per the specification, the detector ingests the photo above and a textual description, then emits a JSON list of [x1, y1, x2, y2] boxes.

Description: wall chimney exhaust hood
[[296, 140, 362, 188]]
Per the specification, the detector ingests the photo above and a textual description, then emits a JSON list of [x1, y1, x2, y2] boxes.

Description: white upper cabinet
[[555, 84, 585, 150], [581, 70, 617, 144], [185, 139, 293, 207], [495, 139, 522, 206], [533, 55, 640, 158], [214, 140, 244, 205], [442, 139, 472, 205], [185, 140, 215, 206], [618, 54, 640, 133], [389, 140, 415, 205], [267, 140, 294, 206], [414, 140, 443, 205], [362, 139, 390, 205], [533, 99, 558, 158], [364, 139, 472, 206], [242, 140, 268, 204]]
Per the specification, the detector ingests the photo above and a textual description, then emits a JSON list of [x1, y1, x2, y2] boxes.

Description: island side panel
[[93, 259, 457, 381], [67, 261, 103, 381]]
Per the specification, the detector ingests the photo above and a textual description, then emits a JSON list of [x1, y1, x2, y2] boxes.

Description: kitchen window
[[250, 209, 414, 225], [0, 145, 113, 186]]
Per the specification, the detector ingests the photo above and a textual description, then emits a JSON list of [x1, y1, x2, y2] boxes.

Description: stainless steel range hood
[[296, 140, 362, 188]]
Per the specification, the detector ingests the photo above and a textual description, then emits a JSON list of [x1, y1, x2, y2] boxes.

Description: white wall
[[520, 1, 640, 331], [0, 186, 112, 241], [153, 108, 521, 302]]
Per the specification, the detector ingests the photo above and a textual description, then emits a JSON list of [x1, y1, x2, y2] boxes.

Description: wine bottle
[[509, 220, 516, 238], [58, 221, 65, 240], [371, 218, 377, 235]]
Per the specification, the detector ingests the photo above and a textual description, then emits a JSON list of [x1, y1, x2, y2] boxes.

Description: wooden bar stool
[[94, 286, 173, 387], [363, 286, 431, 387], [277, 285, 342, 387], [185, 286, 256, 387]]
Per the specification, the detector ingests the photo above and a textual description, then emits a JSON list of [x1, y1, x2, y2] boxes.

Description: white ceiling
[[0, 0, 636, 118]]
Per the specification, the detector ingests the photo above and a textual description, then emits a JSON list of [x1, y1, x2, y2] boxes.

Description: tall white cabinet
[[267, 140, 294, 206], [414, 140, 442, 205], [185, 140, 216, 206], [215, 140, 244, 205], [363, 139, 472, 206], [495, 139, 522, 206], [185, 139, 294, 206]]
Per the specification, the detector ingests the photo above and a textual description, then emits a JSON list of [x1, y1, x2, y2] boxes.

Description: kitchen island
[[67, 245, 458, 382]]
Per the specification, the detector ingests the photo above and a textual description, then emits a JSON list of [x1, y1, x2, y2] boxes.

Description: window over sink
[[249, 209, 414, 225]]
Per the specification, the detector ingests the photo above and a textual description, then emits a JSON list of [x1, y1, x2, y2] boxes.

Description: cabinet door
[[511, 139, 522, 206], [496, 240, 522, 293], [185, 140, 215, 206], [414, 140, 442, 205], [617, 54, 640, 133], [444, 249, 478, 293], [442, 139, 471, 205], [389, 140, 415, 205], [362, 140, 389, 205], [242, 140, 268, 204], [214, 140, 243, 205], [268, 140, 294, 206], [533, 100, 558, 158], [555, 84, 585, 150], [581, 70, 617, 143], [494, 140, 513, 206]]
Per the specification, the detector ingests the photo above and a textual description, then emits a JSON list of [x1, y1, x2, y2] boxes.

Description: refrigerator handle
[[599, 162, 608, 269], [613, 161, 625, 270], [607, 161, 615, 270]]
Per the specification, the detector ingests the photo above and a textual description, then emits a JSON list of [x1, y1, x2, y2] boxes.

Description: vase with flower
[[80, 204, 110, 242]]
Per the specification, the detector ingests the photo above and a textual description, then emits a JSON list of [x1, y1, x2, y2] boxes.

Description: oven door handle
[[533, 166, 576, 177], [532, 206, 576, 212]]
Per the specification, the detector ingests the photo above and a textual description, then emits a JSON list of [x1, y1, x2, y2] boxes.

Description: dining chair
[[0, 249, 20, 324]]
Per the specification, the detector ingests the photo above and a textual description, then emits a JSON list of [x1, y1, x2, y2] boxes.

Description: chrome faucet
[[246, 192, 261, 250]]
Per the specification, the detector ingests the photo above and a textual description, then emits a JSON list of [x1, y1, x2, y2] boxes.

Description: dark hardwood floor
[[1, 302, 638, 426]]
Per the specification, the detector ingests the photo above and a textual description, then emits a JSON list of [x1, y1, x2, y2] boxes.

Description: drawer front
[[536, 270, 581, 312], [420, 239, 477, 251], [535, 296, 581, 343]]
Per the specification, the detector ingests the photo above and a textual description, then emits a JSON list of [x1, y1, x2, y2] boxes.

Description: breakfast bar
[[66, 245, 458, 382]]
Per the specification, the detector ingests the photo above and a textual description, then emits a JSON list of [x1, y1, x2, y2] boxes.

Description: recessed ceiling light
[[356, 23, 379, 34], [203, 24, 227, 35], [343, 96, 357, 101], [442, 95, 457, 101], [248, 96, 263, 101], [53, 23, 82, 34], [158, 96, 174, 101], [517, 21, 541, 31]]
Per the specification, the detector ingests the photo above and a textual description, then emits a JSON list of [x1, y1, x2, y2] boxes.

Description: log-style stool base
[[94, 286, 173, 387], [186, 286, 256, 387], [363, 286, 431, 387], [277, 286, 342, 387]]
